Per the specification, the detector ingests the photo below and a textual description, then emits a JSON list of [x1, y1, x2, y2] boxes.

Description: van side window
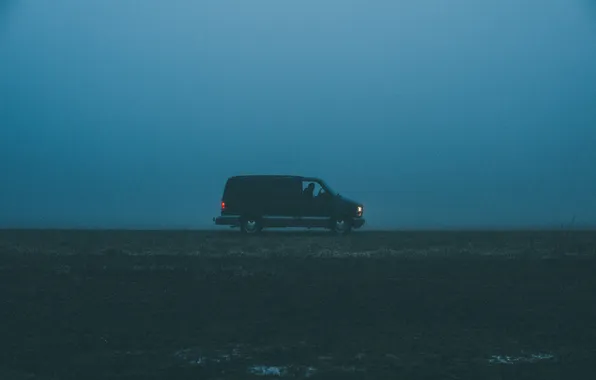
[[302, 181, 322, 198]]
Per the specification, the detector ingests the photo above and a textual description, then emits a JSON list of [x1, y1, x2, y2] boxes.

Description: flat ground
[[1, 229, 595, 380]]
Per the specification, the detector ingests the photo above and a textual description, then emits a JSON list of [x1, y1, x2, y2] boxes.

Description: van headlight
[[357, 206, 363, 217]]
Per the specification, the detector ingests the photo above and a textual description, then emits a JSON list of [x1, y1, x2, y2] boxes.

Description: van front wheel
[[331, 217, 352, 235]]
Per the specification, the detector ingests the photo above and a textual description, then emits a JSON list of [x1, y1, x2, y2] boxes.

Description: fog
[[1, 0, 595, 229]]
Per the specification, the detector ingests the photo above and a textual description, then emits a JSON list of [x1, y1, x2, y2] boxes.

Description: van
[[213, 175, 365, 234]]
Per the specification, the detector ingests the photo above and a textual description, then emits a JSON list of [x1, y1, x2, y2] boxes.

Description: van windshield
[[318, 180, 337, 196]]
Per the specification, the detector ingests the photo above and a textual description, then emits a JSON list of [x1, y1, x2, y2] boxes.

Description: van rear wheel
[[240, 217, 262, 234]]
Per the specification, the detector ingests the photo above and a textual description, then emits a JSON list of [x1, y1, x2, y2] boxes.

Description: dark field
[[1, 229, 596, 380]]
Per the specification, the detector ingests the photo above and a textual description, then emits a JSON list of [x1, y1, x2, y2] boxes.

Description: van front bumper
[[352, 218, 365, 229]]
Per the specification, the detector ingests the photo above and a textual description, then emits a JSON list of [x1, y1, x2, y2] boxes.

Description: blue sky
[[1, 0, 595, 229]]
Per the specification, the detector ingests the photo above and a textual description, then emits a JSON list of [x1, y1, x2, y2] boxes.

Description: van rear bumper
[[213, 216, 241, 226]]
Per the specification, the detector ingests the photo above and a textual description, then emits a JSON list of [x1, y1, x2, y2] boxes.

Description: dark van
[[213, 175, 365, 234]]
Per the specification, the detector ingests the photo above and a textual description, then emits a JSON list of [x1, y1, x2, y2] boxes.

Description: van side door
[[300, 180, 333, 217], [267, 177, 302, 217]]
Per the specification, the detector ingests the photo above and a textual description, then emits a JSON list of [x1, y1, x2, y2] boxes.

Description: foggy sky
[[1, 0, 596, 229]]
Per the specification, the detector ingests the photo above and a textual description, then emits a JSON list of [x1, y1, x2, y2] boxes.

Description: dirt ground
[[1, 229, 595, 379]]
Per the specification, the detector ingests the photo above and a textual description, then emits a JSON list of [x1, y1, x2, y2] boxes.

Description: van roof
[[229, 175, 322, 181]]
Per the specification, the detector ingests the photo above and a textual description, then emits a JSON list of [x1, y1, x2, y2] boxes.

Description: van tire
[[331, 217, 352, 235], [240, 216, 262, 234]]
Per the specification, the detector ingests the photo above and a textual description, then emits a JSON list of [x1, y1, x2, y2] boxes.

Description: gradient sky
[[1, 0, 595, 229]]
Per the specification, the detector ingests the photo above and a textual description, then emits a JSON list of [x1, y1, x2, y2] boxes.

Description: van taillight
[[221, 201, 226, 211]]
